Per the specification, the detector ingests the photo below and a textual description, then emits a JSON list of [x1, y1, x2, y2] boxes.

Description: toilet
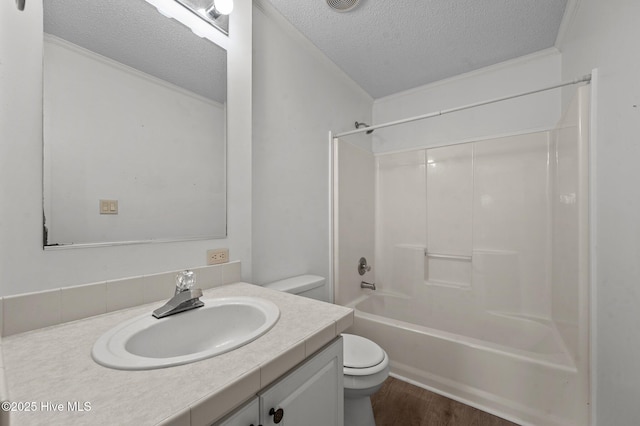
[[264, 275, 390, 426], [262, 274, 326, 300], [341, 333, 389, 426]]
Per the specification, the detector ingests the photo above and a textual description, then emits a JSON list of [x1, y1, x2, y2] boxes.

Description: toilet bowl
[[264, 276, 389, 425], [342, 333, 389, 426]]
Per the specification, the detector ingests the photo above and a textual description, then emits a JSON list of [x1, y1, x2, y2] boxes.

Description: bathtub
[[347, 293, 585, 426]]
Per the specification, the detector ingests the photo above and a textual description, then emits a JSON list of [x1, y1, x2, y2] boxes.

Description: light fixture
[[144, 0, 230, 47], [214, 0, 234, 15], [206, 0, 234, 19]]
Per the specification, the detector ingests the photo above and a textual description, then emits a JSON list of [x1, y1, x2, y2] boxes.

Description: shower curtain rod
[[334, 74, 592, 138]]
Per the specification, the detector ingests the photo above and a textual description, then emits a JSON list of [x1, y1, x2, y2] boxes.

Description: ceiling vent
[[326, 0, 360, 12]]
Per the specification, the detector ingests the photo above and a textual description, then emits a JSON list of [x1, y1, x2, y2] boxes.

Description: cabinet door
[[259, 338, 344, 426], [214, 397, 260, 426]]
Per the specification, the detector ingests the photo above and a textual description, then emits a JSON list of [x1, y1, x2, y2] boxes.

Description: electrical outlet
[[207, 248, 229, 265]]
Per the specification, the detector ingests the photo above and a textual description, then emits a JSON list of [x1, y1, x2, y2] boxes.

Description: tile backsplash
[[0, 261, 241, 337]]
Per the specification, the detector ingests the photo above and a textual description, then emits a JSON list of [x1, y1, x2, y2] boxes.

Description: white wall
[[0, 0, 252, 296], [375, 132, 553, 319], [372, 49, 562, 153], [251, 0, 373, 300], [375, 150, 427, 294], [333, 139, 375, 305], [44, 37, 226, 244], [558, 0, 640, 423]]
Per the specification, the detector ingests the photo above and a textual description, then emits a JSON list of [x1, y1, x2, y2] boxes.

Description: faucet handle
[[358, 257, 372, 276], [176, 270, 196, 292]]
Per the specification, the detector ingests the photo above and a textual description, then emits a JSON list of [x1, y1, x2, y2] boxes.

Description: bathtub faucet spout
[[361, 281, 376, 290]]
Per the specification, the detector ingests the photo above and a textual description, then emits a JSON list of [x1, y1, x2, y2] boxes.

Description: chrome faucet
[[361, 281, 376, 290], [152, 270, 204, 319]]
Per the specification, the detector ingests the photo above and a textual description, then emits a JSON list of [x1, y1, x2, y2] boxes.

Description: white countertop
[[1, 282, 353, 426]]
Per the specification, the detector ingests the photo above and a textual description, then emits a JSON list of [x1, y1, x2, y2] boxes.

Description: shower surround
[[333, 86, 590, 425]]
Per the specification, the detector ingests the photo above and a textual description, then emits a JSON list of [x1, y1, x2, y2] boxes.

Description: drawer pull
[[269, 407, 284, 423]]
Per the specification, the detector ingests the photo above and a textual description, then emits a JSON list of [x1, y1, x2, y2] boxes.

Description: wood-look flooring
[[371, 377, 520, 426]]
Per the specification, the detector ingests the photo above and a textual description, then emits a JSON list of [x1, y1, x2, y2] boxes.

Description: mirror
[[43, 0, 228, 247]]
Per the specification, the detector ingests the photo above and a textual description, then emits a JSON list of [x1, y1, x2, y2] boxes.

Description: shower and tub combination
[[332, 81, 592, 425]]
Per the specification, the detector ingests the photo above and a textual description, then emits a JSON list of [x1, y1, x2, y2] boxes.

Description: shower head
[[355, 121, 374, 134]]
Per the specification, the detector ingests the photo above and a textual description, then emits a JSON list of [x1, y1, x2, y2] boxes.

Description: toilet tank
[[263, 275, 326, 301]]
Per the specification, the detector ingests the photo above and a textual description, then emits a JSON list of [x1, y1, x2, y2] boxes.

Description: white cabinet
[[213, 337, 343, 426], [259, 338, 343, 426]]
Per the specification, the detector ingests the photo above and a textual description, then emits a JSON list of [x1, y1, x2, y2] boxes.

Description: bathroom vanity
[[1, 282, 352, 425], [216, 338, 343, 426]]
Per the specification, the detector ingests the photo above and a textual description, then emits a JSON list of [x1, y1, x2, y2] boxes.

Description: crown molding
[[374, 47, 561, 105], [44, 34, 222, 107], [555, 0, 582, 48]]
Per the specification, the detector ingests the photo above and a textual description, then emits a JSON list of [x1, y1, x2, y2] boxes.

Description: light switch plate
[[100, 199, 118, 215]]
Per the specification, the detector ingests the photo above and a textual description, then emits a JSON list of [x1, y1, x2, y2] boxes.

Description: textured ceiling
[[44, 0, 567, 102], [266, 0, 568, 98], [44, 0, 227, 103]]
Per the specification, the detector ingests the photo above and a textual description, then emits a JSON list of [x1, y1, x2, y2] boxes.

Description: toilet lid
[[342, 334, 385, 369]]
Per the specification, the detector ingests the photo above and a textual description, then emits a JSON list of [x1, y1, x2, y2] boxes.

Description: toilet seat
[[342, 334, 389, 376]]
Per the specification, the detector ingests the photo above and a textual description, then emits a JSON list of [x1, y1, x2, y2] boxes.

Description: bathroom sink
[[92, 296, 280, 370]]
